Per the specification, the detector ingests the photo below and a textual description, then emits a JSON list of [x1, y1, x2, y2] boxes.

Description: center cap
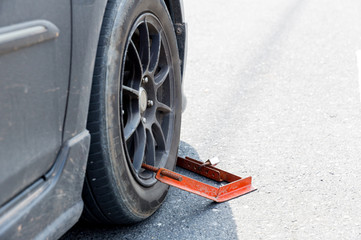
[[139, 87, 148, 113]]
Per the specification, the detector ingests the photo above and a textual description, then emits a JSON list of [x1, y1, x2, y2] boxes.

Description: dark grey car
[[0, 0, 187, 239]]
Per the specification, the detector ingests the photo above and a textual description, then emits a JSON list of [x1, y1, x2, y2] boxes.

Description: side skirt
[[0, 131, 90, 240]]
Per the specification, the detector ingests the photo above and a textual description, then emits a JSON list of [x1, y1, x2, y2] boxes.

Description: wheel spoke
[[154, 65, 169, 88], [132, 123, 146, 171], [124, 114, 141, 141], [128, 40, 143, 76], [152, 121, 166, 150], [122, 85, 139, 99], [157, 102, 172, 113], [145, 129, 156, 166], [138, 21, 150, 72], [149, 32, 161, 73]]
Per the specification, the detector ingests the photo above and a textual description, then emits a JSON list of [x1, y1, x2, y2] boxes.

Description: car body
[[0, 1, 187, 239]]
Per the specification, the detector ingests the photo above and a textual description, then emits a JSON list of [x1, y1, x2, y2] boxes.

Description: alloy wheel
[[120, 13, 175, 187]]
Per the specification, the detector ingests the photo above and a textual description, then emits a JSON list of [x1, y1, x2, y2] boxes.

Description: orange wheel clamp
[[142, 156, 256, 202]]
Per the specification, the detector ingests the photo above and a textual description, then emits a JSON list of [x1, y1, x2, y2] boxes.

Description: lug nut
[[142, 117, 147, 124], [147, 100, 154, 107], [142, 76, 149, 84]]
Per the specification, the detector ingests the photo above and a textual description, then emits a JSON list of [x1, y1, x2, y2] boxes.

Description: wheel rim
[[120, 13, 175, 187]]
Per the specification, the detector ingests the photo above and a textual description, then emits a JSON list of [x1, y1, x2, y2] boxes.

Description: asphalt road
[[62, 0, 361, 239]]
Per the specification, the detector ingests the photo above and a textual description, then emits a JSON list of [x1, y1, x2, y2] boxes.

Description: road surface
[[62, 0, 361, 239]]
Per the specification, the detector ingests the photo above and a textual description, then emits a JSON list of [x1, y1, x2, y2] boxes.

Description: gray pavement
[[62, 0, 361, 239]]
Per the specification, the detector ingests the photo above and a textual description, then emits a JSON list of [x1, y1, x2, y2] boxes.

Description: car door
[[0, 0, 71, 206]]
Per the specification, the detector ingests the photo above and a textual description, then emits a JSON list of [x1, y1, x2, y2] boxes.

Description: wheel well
[[163, 0, 184, 24]]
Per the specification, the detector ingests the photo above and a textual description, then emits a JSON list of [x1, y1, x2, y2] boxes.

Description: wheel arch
[[164, 0, 185, 24], [63, 0, 108, 141], [164, 0, 187, 79]]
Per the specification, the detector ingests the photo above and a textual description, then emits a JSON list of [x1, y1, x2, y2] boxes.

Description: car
[[0, 0, 187, 239]]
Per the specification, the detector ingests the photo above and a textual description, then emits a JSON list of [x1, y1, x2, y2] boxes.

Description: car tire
[[82, 0, 182, 224]]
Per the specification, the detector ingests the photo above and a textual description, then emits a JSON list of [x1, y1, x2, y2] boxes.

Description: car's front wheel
[[82, 0, 182, 224]]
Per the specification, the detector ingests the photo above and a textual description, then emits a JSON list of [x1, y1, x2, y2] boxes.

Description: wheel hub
[[139, 87, 148, 113]]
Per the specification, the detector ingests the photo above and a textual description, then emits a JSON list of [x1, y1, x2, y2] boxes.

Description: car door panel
[[0, 0, 71, 206]]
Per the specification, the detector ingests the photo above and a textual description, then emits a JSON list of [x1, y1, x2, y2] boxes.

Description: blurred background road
[[63, 0, 361, 239]]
